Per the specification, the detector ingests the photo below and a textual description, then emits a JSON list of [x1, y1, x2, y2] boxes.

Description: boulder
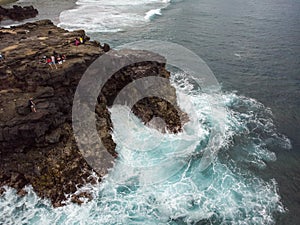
[[0, 5, 38, 22]]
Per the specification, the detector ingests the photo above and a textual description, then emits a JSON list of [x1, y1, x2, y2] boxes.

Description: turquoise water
[[0, 73, 291, 224], [1, 0, 300, 224]]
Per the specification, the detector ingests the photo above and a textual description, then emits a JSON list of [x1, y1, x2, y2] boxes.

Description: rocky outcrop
[[0, 19, 103, 206], [0, 5, 38, 22], [0, 20, 186, 206]]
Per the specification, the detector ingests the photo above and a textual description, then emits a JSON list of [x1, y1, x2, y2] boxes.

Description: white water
[[0, 72, 291, 224], [58, 0, 171, 32]]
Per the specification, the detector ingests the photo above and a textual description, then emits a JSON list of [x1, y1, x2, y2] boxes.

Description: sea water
[[0, 72, 291, 224], [58, 0, 172, 32], [1, 0, 299, 224]]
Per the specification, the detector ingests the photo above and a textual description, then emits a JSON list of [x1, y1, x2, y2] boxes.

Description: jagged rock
[[45, 128, 62, 144], [0, 5, 38, 22], [0, 20, 187, 206]]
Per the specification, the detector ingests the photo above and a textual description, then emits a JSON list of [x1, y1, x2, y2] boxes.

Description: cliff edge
[[0, 20, 186, 206]]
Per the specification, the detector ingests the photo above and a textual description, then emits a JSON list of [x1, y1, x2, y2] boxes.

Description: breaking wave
[[0, 71, 291, 225], [58, 0, 171, 32]]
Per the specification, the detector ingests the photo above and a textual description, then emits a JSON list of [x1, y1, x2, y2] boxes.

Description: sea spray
[[0, 72, 289, 224], [145, 9, 162, 21]]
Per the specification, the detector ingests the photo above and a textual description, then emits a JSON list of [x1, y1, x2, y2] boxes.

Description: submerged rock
[[0, 20, 186, 206]]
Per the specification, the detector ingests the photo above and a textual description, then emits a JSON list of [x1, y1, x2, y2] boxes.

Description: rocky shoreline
[[0, 5, 38, 22], [0, 20, 186, 206]]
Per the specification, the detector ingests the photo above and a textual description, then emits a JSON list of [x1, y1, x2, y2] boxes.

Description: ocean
[[1, 0, 300, 224]]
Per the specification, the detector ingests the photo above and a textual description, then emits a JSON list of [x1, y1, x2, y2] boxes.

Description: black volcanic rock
[[0, 20, 187, 206], [0, 5, 38, 22]]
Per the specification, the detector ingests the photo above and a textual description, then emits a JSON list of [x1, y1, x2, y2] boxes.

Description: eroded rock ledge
[[0, 20, 186, 206]]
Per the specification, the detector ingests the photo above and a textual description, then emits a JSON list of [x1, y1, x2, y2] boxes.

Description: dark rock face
[[98, 51, 187, 133], [0, 5, 38, 22], [0, 20, 103, 206], [0, 20, 186, 206]]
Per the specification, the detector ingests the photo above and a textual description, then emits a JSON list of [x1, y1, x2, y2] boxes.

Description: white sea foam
[[58, 0, 171, 32], [0, 72, 290, 224], [144, 8, 162, 21]]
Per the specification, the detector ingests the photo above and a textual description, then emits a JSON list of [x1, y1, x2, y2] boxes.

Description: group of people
[[40, 52, 66, 69], [25, 37, 89, 113]]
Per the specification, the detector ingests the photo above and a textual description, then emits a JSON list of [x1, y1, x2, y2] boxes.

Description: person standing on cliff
[[46, 57, 53, 69], [28, 97, 37, 113], [51, 55, 58, 69]]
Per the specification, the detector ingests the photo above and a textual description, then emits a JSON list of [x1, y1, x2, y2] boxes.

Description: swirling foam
[[0, 72, 290, 224]]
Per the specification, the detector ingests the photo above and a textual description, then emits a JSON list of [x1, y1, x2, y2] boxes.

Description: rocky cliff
[[0, 20, 186, 206]]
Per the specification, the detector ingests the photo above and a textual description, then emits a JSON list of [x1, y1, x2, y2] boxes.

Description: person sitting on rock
[[62, 54, 66, 62], [56, 54, 63, 64], [28, 97, 37, 113], [46, 57, 53, 69], [75, 38, 80, 46], [79, 37, 84, 44]]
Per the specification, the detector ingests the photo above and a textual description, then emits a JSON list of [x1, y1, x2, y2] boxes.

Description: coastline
[[1, 0, 77, 26], [1, 1, 299, 224], [0, 19, 184, 206], [0, 20, 104, 206]]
